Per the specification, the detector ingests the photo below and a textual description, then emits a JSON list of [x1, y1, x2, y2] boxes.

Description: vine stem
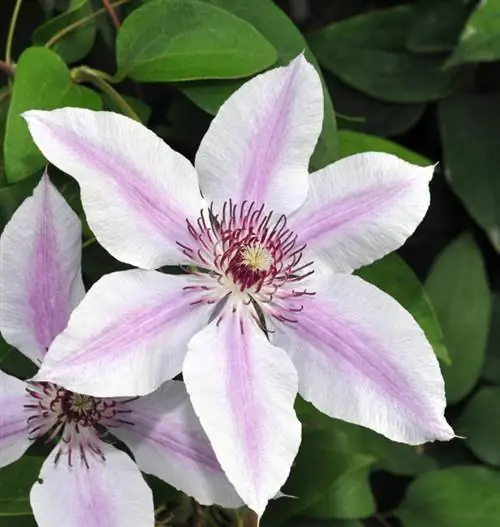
[[71, 65, 141, 122], [102, 0, 122, 28], [0, 60, 14, 76], [45, 0, 132, 50], [82, 236, 96, 249], [5, 0, 23, 64]]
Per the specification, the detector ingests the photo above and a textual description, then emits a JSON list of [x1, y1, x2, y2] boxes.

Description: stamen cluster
[[179, 201, 313, 302], [24, 382, 134, 467]]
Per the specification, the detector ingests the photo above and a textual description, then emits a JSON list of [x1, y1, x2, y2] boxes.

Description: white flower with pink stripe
[[24, 55, 454, 517], [0, 174, 241, 527]]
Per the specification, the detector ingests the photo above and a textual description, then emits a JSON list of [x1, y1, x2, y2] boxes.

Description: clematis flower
[[0, 174, 241, 526], [24, 56, 454, 515]]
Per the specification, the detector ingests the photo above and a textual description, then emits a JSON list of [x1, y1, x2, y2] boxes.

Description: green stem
[[71, 65, 141, 122], [45, 0, 132, 50], [5, 0, 23, 64], [82, 236, 96, 249]]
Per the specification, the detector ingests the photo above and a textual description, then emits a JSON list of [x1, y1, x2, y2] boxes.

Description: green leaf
[[425, 233, 492, 403], [307, 6, 464, 103], [396, 467, 500, 527], [0, 334, 38, 380], [0, 176, 39, 232], [457, 386, 500, 466], [181, 0, 339, 169], [0, 89, 10, 185], [438, 92, 500, 251], [297, 398, 438, 477], [261, 429, 373, 526], [448, 0, 500, 66], [407, 0, 471, 53], [116, 0, 277, 82], [101, 93, 152, 124], [288, 520, 362, 527], [338, 130, 431, 166], [326, 71, 425, 137], [0, 456, 44, 517], [357, 253, 450, 364], [4, 47, 102, 184], [304, 464, 375, 520], [32, 0, 96, 64], [482, 295, 500, 383]]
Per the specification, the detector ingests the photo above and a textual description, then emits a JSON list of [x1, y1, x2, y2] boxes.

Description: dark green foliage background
[[0, 0, 499, 525]]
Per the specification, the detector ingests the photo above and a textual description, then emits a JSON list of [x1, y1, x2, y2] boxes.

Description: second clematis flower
[[24, 56, 454, 515], [0, 174, 241, 527]]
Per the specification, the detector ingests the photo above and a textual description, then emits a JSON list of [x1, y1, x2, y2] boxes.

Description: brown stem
[[102, 0, 121, 29], [0, 60, 14, 75]]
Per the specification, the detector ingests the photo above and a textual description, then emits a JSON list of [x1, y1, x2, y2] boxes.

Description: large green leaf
[[337, 130, 431, 166], [396, 467, 500, 527], [0, 456, 44, 518], [296, 398, 438, 477], [357, 253, 450, 364], [482, 295, 500, 384], [32, 0, 96, 64], [439, 92, 500, 251], [181, 0, 339, 169], [261, 429, 373, 526], [326, 72, 425, 137], [456, 386, 500, 466], [0, 88, 10, 185], [304, 464, 375, 520], [407, 0, 471, 53], [308, 6, 464, 103], [426, 233, 491, 403], [116, 0, 277, 82], [448, 0, 500, 66], [4, 47, 101, 183]]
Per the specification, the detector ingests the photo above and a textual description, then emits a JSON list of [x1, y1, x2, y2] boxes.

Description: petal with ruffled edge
[[289, 153, 434, 273], [183, 305, 301, 516], [269, 271, 454, 445], [196, 55, 323, 216], [110, 381, 242, 508], [0, 371, 31, 468], [0, 173, 84, 364], [30, 441, 154, 527], [23, 109, 203, 270], [34, 270, 215, 397]]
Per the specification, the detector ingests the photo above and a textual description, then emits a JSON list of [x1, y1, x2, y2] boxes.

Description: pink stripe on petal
[[31, 442, 154, 527], [196, 55, 323, 216], [183, 306, 300, 516], [290, 153, 433, 273], [24, 109, 203, 269], [112, 381, 242, 508], [271, 273, 453, 445], [0, 173, 84, 364], [35, 270, 214, 397], [29, 177, 72, 350]]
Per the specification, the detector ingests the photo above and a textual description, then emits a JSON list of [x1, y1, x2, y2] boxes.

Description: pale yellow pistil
[[70, 393, 94, 414], [241, 245, 273, 272]]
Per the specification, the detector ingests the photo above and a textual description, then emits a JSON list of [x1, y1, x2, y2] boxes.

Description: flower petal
[[30, 441, 154, 527], [23, 109, 204, 269], [34, 270, 214, 397], [183, 306, 301, 516], [270, 271, 454, 445], [110, 381, 242, 508], [0, 371, 31, 468], [0, 173, 84, 364], [289, 153, 433, 273], [195, 55, 323, 216]]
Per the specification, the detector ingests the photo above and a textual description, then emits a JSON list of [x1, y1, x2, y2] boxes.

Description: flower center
[[179, 200, 313, 298], [25, 382, 134, 467]]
